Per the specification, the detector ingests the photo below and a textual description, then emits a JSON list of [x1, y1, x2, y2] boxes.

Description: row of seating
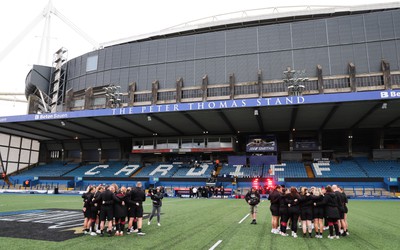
[[13, 162, 214, 178], [312, 160, 367, 178], [64, 162, 134, 177], [135, 163, 213, 178], [354, 157, 400, 177], [11, 159, 400, 179], [15, 161, 79, 177], [219, 162, 308, 178], [219, 165, 263, 177]]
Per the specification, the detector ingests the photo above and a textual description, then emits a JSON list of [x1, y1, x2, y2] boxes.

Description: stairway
[[215, 165, 223, 175], [131, 166, 144, 177], [305, 164, 315, 178]]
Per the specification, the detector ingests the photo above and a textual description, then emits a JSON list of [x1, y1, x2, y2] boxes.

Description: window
[[50, 150, 61, 159], [86, 55, 98, 72]]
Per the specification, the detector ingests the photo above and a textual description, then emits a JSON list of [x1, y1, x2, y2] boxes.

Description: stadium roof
[[1, 98, 400, 141], [101, 2, 400, 48]]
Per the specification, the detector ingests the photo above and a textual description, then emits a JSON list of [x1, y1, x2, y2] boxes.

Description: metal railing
[[68, 72, 398, 110], [356, 75, 383, 87], [324, 77, 350, 89], [182, 88, 202, 99], [234, 83, 258, 95]]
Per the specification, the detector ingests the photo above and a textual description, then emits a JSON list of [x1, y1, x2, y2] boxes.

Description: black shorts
[[313, 207, 324, 219], [99, 206, 114, 221], [128, 205, 143, 218], [83, 208, 91, 218], [90, 208, 98, 220], [339, 211, 345, 220], [301, 208, 313, 221], [270, 204, 279, 216], [344, 206, 348, 214]]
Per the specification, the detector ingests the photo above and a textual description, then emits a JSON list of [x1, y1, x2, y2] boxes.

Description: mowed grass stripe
[[0, 195, 400, 250]]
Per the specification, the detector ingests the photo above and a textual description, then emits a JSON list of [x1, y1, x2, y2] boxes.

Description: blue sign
[[0, 90, 399, 123]]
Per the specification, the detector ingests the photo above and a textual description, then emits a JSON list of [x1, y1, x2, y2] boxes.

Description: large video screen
[[246, 135, 277, 152]]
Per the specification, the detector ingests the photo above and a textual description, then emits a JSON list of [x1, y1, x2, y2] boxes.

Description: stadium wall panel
[[65, 9, 400, 93]]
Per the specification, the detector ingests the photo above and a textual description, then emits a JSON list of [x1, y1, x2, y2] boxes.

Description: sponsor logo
[[0, 209, 151, 241], [0, 209, 83, 241], [34, 113, 68, 120], [380, 91, 400, 98]]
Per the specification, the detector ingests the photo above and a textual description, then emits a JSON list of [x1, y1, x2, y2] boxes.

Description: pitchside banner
[[0, 90, 399, 123], [246, 135, 277, 152]]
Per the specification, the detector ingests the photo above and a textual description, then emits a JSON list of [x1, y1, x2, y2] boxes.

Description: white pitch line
[[238, 213, 250, 224], [209, 240, 223, 250]]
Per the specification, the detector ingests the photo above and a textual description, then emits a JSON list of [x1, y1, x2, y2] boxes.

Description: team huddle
[[246, 184, 349, 239], [81, 182, 163, 237]]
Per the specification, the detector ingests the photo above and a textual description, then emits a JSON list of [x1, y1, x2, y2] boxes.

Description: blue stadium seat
[[263, 162, 308, 178], [15, 162, 80, 177], [134, 163, 179, 178], [64, 162, 140, 177], [312, 160, 367, 178], [354, 157, 400, 178], [172, 164, 213, 178], [219, 165, 263, 178]]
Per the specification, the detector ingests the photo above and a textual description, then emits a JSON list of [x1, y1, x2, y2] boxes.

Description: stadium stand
[[15, 161, 80, 177], [218, 164, 263, 178], [134, 163, 179, 178], [263, 162, 308, 178], [172, 164, 213, 178], [64, 162, 141, 177], [312, 159, 367, 178], [354, 157, 400, 178]]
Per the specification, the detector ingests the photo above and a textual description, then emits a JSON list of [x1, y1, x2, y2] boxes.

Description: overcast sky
[[0, 0, 397, 116]]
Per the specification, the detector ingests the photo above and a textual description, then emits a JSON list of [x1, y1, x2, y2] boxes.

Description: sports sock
[[329, 226, 333, 236], [334, 224, 340, 236]]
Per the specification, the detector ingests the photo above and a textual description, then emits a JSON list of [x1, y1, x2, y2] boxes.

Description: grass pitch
[[0, 194, 399, 250]]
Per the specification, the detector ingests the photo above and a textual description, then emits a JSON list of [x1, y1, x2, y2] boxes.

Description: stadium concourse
[[1, 3, 400, 197]]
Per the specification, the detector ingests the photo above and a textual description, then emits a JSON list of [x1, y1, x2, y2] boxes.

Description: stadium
[[0, 2, 400, 249]]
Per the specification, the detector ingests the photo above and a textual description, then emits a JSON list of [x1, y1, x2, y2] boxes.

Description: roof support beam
[[41, 120, 94, 139], [118, 116, 157, 135], [217, 110, 236, 134], [351, 103, 381, 129], [66, 120, 116, 138], [89, 117, 138, 137], [319, 103, 340, 131], [384, 115, 400, 128], [0, 125, 53, 140], [151, 115, 184, 136], [183, 112, 208, 133], [0, 124, 59, 140]]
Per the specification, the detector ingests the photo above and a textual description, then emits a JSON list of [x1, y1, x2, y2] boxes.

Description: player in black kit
[[311, 188, 325, 238], [114, 186, 129, 236], [81, 185, 95, 235], [94, 185, 120, 237], [279, 188, 290, 236], [314, 185, 341, 239], [127, 182, 146, 236], [268, 185, 282, 234], [286, 187, 301, 238], [299, 187, 314, 238]]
